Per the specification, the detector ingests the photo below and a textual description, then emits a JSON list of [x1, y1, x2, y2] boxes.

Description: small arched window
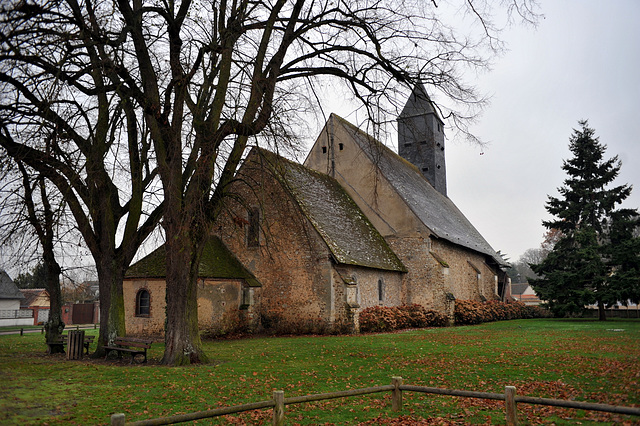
[[136, 289, 150, 316]]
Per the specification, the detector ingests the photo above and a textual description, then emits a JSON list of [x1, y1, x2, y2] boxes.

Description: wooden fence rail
[[110, 376, 640, 426]]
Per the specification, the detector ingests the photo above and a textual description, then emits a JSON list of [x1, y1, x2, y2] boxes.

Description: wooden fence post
[[505, 386, 517, 426], [273, 390, 284, 426], [392, 376, 403, 412], [110, 413, 125, 425]]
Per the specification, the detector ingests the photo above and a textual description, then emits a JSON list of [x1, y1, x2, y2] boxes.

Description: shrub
[[359, 304, 447, 333], [359, 306, 397, 332], [454, 300, 551, 325]]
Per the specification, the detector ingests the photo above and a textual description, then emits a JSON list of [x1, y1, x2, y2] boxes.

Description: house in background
[[304, 85, 509, 317], [510, 282, 542, 305], [19, 288, 50, 325], [123, 237, 261, 337], [61, 302, 100, 325], [0, 270, 31, 327]]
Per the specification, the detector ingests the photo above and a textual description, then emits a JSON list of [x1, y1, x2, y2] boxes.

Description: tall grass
[[1, 318, 638, 425]]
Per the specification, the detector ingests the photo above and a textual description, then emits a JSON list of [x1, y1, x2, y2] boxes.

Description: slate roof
[[510, 283, 530, 296], [249, 148, 406, 272], [0, 270, 24, 300], [20, 289, 49, 307], [331, 114, 507, 267], [125, 237, 261, 287]]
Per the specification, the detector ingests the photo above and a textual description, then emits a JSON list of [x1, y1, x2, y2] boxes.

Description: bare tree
[[0, 7, 163, 354], [0, 156, 69, 348], [1, 0, 539, 364], [19, 164, 68, 347], [519, 247, 545, 266]]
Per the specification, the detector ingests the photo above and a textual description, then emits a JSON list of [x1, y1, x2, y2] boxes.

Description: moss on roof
[[252, 148, 406, 272], [125, 237, 261, 287]]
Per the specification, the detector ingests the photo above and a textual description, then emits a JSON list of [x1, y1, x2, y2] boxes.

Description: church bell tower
[[397, 84, 447, 196]]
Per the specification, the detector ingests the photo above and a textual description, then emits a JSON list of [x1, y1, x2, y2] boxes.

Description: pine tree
[[14, 263, 47, 289], [531, 121, 639, 320], [603, 209, 640, 306]]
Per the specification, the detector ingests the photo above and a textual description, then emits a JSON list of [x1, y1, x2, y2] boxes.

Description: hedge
[[454, 300, 551, 325], [359, 304, 448, 332]]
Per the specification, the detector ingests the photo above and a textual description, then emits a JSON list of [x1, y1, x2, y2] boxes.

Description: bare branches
[[0, 0, 540, 364]]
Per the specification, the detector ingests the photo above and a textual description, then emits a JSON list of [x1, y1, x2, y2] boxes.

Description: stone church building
[[122, 85, 507, 336]]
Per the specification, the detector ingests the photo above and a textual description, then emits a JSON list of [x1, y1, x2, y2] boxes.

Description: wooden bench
[[47, 334, 95, 355], [103, 337, 153, 364]]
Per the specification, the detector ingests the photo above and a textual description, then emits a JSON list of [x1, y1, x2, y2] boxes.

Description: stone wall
[[196, 278, 259, 335], [383, 235, 501, 320], [337, 265, 404, 332], [215, 163, 338, 331], [385, 235, 443, 310], [123, 278, 165, 336], [431, 238, 500, 303]]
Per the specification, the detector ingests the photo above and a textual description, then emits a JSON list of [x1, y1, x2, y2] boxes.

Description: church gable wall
[[215, 164, 337, 330], [305, 122, 424, 237]]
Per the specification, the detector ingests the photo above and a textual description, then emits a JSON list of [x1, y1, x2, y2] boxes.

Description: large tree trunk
[[93, 257, 126, 357], [161, 222, 208, 365], [43, 252, 64, 353], [597, 300, 607, 321]]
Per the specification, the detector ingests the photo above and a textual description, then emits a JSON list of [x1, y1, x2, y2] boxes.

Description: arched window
[[136, 289, 150, 316]]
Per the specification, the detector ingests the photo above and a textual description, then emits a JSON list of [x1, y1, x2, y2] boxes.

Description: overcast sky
[[436, 0, 640, 261]]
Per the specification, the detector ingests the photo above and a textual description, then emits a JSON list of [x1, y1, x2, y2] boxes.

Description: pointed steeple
[[397, 84, 447, 196], [399, 84, 439, 119]]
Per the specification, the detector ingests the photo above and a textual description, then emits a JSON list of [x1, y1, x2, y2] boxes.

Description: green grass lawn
[[1, 318, 639, 425]]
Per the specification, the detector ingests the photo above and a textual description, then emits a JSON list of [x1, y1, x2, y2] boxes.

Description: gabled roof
[[248, 148, 406, 272], [20, 289, 49, 307], [125, 237, 261, 287], [510, 283, 530, 296], [330, 114, 507, 267], [0, 270, 24, 300]]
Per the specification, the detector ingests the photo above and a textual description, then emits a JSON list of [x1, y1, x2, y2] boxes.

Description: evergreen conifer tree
[[531, 121, 639, 320]]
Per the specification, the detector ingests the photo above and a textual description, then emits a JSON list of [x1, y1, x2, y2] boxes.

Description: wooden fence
[[111, 376, 640, 426]]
